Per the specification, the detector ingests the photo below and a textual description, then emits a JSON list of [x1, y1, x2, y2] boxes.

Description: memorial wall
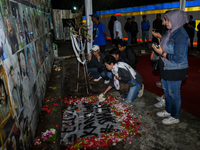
[[0, 0, 54, 149]]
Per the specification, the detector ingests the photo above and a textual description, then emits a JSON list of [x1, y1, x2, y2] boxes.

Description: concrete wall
[[0, 0, 54, 149]]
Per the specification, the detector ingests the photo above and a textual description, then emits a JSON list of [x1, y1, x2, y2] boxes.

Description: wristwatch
[[161, 52, 165, 57]]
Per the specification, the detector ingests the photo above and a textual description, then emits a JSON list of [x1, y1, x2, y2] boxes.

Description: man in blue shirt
[[141, 15, 150, 44], [90, 13, 107, 53]]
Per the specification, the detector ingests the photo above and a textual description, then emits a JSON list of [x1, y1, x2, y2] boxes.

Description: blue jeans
[[161, 79, 182, 119], [126, 82, 141, 102], [142, 31, 149, 43], [88, 67, 109, 80], [127, 32, 132, 45], [107, 71, 113, 80]]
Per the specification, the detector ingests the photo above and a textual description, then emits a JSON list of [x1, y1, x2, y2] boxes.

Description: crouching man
[[87, 45, 110, 84]]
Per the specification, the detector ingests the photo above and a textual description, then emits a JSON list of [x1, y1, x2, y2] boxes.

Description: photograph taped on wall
[[10, 1, 26, 49], [3, 1, 20, 54], [25, 44, 37, 83], [0, 13, 8, 61], [9, 65, 24, 118], [0, 64, 16, 148], [0, 64, 13, 125]]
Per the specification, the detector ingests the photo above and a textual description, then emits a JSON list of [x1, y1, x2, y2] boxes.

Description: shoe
[[137, 84, 144, 97], [162, 116, 180, 125], [94, 76, 102, 82], [156, 95, 164, 102], [156, 81, 162, 88], [157, 110, 171, 118], [154, 99, 165, 108], [104, 80, 110, 84]]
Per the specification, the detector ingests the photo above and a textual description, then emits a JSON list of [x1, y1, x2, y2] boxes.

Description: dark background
[[52, 0, 179, 13]]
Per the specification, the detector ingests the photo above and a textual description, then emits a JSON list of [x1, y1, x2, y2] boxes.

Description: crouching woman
[[103, 55, 143, 102]]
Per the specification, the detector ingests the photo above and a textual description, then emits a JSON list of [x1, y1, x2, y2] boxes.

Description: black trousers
[[131, 32, 137, 44], [99, 45, 106, 53]]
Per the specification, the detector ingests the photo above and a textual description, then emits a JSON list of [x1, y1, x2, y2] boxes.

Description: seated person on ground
[[117, 40, 137, 69], [103, 55, 143, 102], [87, 45, 110, 84], [109, 48, 129, 64]]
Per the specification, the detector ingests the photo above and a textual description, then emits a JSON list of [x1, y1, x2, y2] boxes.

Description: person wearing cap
[[87, 45, 110, 84], [90, 13, 107, 53]]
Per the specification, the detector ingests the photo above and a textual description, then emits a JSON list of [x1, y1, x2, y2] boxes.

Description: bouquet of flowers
[[41, 128, 57, 142]]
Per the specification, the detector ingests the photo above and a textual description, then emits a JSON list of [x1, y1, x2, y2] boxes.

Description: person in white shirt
[[111, 16, 123, 47]]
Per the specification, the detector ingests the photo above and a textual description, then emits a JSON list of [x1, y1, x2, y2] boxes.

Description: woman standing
[[152, 10, 189, 125]]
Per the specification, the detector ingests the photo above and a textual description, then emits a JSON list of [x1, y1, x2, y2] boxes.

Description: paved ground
[[33, 40, 200, 150]]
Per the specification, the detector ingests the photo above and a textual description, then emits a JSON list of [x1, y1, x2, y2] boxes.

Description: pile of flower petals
[[63, 95, 146, 150]]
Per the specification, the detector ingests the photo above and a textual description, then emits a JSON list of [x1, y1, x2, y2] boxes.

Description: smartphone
[[152, 43, 159, 49]]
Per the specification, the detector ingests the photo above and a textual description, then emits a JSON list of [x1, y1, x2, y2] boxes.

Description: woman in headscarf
[[152, 10, 189, 125]]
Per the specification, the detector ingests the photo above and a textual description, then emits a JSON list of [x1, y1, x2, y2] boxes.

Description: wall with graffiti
[[0, 0, 53, 149]]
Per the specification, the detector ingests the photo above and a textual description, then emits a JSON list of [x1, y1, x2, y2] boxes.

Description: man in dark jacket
[[131, 16, 138, 44], [184, 15, 195, 50], [152, 14, 163, 44], [117, 40, 137, 69], [87, 45, 110, 84], [124, 18, 132, 45], [108, 16, 114, 45]]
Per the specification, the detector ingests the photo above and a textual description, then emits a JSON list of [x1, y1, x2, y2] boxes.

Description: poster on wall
[[17, 50, 33, 121], [20, 4, 31, 45], [5, 122, 24, 150], [10, 1, 26, 49], [28, 6, 36, 40], [0, 0, 19, 54], [0, 65, 12, 123], [24, 44, 37, 85], [0, 64, 15, 148], [0, 12, 8, 61], [35, 37, 45, 68], [8, 65, 23, 118]]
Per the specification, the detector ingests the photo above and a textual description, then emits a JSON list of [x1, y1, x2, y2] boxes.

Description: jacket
[[110, 67, 143, 87], [162, 27, 189, 70], [87, 52, 105, 69], [141, 20, 150, 31]]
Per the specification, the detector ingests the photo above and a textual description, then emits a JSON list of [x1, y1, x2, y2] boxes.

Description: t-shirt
[[93, 22, 106, 46], [114, 20, 123, 39]]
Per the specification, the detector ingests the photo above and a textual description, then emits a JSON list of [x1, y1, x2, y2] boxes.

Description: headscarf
[[160, 10, 189, 65]]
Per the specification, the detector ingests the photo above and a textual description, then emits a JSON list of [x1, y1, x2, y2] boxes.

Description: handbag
[[119, 82, 130, 92], [152, 59, 159, 70], [119, 80, 136, 92], [151, 51, 160, 70]]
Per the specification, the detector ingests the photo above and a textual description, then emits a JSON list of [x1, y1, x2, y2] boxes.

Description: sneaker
[[157, 110, 171, 118], [156, 95, 164, 102], [137, 84, 144, 97], [156, 81, 162, 88], [154, 99, 165, 108], [94, 76, 102, 82], [162, 116, 180, 125], [104, 80, 110, 84]]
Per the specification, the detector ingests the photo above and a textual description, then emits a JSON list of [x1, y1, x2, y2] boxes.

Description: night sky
[[52, 0, 179, 13]]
